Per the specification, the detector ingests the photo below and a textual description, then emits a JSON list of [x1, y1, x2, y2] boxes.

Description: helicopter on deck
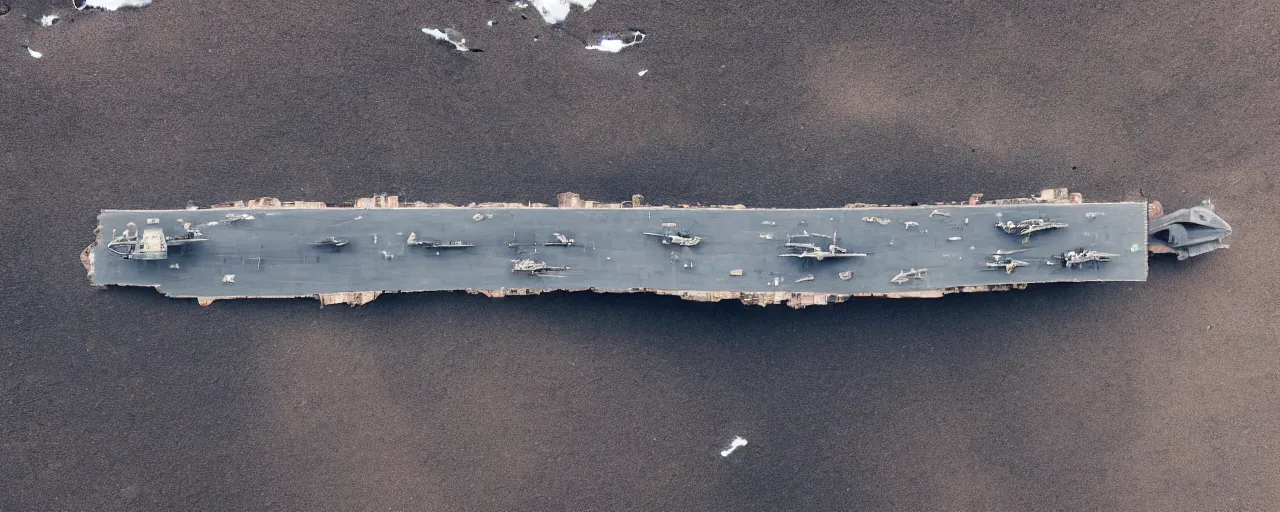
[[406, 232, 473, 250], [511, 259, 570, 276], [644, 223, 702, 247], [996, 218, 1069, 238], [890, 268, 928, 284], [982, 248, 1032, 274], [309, 237, 349, 250]]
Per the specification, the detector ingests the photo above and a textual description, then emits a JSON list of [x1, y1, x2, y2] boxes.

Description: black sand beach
[[2, 1, 1277, 509]]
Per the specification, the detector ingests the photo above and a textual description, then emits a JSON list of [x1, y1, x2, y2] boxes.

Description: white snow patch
[[422, 27, 469, 51], [720, 436, 748, 457], [76, 0, 152, 11], [527, 0, 596, 24], [26, 47, 42, 59], [40, 15, 60, 27], [586, 31, 644, 53]]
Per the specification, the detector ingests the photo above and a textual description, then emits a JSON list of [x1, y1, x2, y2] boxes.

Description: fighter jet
[[1054, 248, 1119, 268], [406, 232, 473, 249], [106, 224, 207, 260], [890, 268, 928, 284], [644, 224, 702, 247], [310, 237, 349, 249], [996, 218, 1069, 237], [511, 259, 570, 276], [778, 230, 869, 261]]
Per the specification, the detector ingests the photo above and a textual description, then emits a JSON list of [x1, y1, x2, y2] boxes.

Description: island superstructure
[[82, 190, 1232, 308]]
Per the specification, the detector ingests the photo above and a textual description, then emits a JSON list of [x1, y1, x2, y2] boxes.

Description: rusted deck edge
[[82, 226, 101, 282], [80, 283, 1033, 309], [101, 188, 1084, 214]]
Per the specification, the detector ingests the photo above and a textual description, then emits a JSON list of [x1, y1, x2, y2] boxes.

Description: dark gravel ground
[[2, 1, 1277, 510]]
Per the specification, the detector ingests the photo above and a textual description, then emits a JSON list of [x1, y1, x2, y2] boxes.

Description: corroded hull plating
[[83, 190, 1194, 308]]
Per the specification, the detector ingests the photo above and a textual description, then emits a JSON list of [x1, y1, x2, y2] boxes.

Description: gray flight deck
[[91, 202, 1150, 299], [90, 200, 1152, 299]]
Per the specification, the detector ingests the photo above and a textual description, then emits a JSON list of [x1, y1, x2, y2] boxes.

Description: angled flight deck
[[87, 192, 1153, 306]]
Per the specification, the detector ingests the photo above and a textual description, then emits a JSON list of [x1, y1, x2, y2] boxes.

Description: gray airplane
[[106, 224, 208, 260], [1055, 248, 1119, 268], [996, 218, 1069, 237], [890, 268, 928, 284], [406, 232, 473, 249], [511, 259, 570, 276], [310, 237, 349, 249], [643, 223, 702, 247], [778, 230, 869, 261]]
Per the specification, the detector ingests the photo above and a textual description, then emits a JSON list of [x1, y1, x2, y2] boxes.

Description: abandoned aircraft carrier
[[82, 190, 1232, 308]]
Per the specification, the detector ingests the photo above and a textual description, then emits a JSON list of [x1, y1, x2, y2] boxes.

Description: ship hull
[[86, 192, 1150, 308]]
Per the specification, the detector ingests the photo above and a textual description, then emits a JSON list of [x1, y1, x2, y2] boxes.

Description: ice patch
[[586, 31, 644, 53], [40, 14, 59, 26], [422, 27, 470, 52], [526, 0, 596, 24], [720, 436, 748, 457], [75, 0, 152, 10]]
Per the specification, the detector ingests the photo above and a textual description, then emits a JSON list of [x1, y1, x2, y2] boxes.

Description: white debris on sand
[[422, 27, 470, 52], [586, 31, 645, 53], [25, 47, 42, 59], [76, 0, 152, 10], [525, 0, 596, 24], [720, 436, 748, 457], [40, 15, 60, 27]]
